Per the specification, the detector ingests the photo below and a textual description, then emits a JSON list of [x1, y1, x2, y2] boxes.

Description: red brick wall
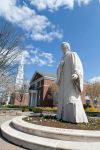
[[42, 79, 54, 106], [12, 92, 29, 106]]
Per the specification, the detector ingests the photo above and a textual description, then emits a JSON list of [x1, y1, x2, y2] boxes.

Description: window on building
[[32, 84, 35, 89], [37, 81, 41, 87], [34, 83, 37, 89]]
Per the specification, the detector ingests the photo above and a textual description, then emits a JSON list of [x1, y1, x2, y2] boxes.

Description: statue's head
[[61, 42, 71, 55]]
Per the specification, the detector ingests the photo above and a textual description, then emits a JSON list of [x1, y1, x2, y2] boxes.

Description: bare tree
[[85, 82, 100, 107], [0, 20, 23, 91], [16, 83, 29, 106], [0, 20, 23, 104], [48, 83, 59, 105], [49, 83, 59, 94]]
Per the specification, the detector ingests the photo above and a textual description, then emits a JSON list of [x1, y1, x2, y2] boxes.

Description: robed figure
[[57, 42, 88, 123]]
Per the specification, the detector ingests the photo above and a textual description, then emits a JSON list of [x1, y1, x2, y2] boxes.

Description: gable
[[30, 72, 43, 83], [33, 73, 42, 81]]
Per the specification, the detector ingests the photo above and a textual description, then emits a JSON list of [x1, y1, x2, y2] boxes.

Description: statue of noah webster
[[57, 42, 88, 123]]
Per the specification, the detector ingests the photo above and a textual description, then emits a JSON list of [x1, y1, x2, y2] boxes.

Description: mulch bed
[[24, 115, 100, 130]]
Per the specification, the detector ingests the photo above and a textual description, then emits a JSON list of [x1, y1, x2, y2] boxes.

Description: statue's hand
[[72, 74, 78, 80]]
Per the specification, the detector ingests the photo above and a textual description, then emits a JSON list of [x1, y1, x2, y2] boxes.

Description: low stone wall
[[42, 110, 57, 114], [0, 108, 22, 116]]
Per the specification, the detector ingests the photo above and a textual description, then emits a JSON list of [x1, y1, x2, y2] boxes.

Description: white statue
[[57, 42, 88, 123]]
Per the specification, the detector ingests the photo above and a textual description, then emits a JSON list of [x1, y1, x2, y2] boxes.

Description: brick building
[[29, 71, 92, 107], [10, 92, 29, 106], [29, 71, 56, 107]]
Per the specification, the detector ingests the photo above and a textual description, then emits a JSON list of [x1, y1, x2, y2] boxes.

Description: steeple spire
[[15, 53, 24, 90]]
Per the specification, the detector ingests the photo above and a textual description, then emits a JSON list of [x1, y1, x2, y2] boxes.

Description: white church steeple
[[15, 53, 24, 90]]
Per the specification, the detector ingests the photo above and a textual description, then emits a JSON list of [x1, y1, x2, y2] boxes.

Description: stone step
[[1, 119, 100, 150], [12, 116, 100, 142]]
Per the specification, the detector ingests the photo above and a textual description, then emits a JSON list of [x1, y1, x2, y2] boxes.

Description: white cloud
[[31, 30, 63, 41], [77, 0, 92, 6], [0, 0, 93, 42], [30, 0, 92, 11], [30, 0, 74, 11], [21, 48, 55, 67], [0, 0, 62, 41], [89, 76, 100, 83], [39, 52, 54, 65]]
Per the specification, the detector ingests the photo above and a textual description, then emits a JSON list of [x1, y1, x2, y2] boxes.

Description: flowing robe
[[57, 51, 88, 123]]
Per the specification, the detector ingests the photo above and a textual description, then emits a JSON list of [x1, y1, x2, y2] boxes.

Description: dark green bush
[[29, 107, 33, 111], [32, 107, 42, 113], [43, 115, 56, 120], [22, 107, 25, 112], [7, 105, 29, 108], [7, 105, 21, 108], [22, 106, 29, 112]]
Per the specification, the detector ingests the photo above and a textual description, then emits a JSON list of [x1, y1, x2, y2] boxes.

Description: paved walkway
[[0, 114, 26, 150]]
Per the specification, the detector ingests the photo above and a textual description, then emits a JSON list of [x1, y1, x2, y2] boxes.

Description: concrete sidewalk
[[0, 115, 26, 150]]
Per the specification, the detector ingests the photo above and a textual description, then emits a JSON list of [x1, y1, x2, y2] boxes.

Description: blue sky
[[0, 0, 100, 82]]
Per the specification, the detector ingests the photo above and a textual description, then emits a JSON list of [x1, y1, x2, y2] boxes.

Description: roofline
[[44, 76, 56, 80], [30, 71, 42, 83], [30, 71, 56, 83]]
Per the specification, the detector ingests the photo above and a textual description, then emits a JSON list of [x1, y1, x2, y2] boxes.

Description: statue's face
[[61, 43, 69, 55]]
